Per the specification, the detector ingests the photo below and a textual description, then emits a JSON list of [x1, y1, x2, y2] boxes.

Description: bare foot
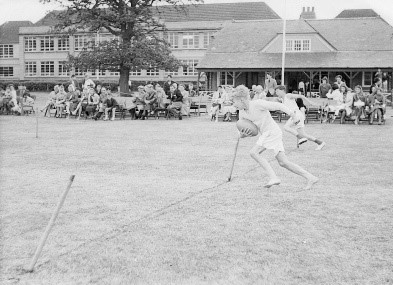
[[264, 178, 281, 188], [304, 176, 319, 190]]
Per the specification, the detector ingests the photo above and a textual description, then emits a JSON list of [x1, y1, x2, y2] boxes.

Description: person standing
[[264, 72, 277, 97], [319, 77, 331, 98]]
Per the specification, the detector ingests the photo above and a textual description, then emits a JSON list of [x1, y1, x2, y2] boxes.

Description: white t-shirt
[[239, 99, 292, 134], [283, 94, 300, 112]]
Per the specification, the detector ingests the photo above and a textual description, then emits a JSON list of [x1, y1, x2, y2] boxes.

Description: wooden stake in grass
[[36, 107, 39, 139], [25, 175, 75, 273], [227, 135, 241, 182]]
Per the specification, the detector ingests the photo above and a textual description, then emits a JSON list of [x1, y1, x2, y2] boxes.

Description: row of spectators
[[39, 76, 198, 120], [0, 85, 35, 115]]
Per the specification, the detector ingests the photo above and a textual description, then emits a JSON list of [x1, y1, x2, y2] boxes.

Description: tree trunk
[[119, 65, 130, 96]]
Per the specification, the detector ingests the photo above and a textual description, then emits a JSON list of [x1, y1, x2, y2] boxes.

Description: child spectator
[[104, 89, 119, 121], [135, 85, 147, 119], [167, 84, 183, 120], [41, 85, 59, 114], [369, 88, 386, 125], [210, 85, 225, 122], [352, 85, 367, 125], [85, 87, 100, 118]]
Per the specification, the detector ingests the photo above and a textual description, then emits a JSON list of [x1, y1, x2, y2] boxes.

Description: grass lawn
[[1, 92, 393, 284]]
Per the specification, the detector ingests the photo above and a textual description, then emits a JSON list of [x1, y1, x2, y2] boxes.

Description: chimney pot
[[312, 7, 315, 12], [302, 7, 305, 12]]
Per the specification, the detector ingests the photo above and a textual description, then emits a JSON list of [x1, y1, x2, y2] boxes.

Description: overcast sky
[[0, 0, 392, 26]]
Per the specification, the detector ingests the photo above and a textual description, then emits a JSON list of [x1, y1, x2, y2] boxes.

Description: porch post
[[197, 71, 201, 116]]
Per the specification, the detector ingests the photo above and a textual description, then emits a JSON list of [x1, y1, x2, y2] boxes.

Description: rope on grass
[[33, 147, 298, 271]]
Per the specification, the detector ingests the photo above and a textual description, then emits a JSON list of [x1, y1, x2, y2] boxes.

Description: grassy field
[[1, 93, 393, 284]]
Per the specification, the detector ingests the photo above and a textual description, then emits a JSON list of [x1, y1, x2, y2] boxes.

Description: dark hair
[[332, 83, 339, 90], [71, 74, 75, 78], [167, 75, 172, 79]]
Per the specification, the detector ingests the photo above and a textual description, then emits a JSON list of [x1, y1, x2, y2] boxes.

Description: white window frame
[[98, 69, 106, 76], [286, 39, 311, 52], [74, 35, 93, 51], [182, 33, 200, 49], [109, 71, 120, 76], [181, 59, 199, 76], [362, 71, 373, 87], [40, 61, 55, 76], [146, 67, 159, 77], [0, 66, 14, 77], [0, 45, 14, 58], [130, 69, 142, 76], [203, 32, 214, 49], [166, 32, 179, 49], [40, 36, 54, 51], [58, 36, 69, 51], [220, 71, 235, 86], [25, 62, 37, 76], [58, 61, 69, 77], [24, 37, 37, 52]]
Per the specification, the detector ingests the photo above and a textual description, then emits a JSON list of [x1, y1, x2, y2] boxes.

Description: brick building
[[0, 2, 280, 83]]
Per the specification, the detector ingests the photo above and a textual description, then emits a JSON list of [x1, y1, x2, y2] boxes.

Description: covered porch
[[198, 68, 393, 95]]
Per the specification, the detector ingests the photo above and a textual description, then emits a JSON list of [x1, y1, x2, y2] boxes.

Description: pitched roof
[[306, 18, 393, 51], [0, 21, 33, 44], [198, 17, 393, 70], [336, 9, 379, 18], [34, 2, 280, 27], [198, 51, 393, 69], [153, 2, 280, 22]]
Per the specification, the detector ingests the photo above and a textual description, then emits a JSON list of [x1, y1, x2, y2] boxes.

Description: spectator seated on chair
[[1, 86, 12, 113], [323, 84, 341, 122], [222, 87, 236, 122], [352, 85, 367, 125], [72, 87, 89, 120], [144, 84, 158, 118], [41, 85, 59, 114], [368, 88, 386, 125], [167, 84, 183, 120], [331, 85, 353, 124], [85, 87, 100, 119], [93, 86, 108, 120], [64, 85, 78, 118], [8, 85, 21, 115], [135, 85, 147, 120], [210, 85, 225, 122], [54, 85, 67, 118], [154, 84, 169, 117], [21, 91, 35, 114], [124, 92, 137, 120], [179, 84, 190, 116], [188, 83, 196, 97], [103, 89, 119, 121]]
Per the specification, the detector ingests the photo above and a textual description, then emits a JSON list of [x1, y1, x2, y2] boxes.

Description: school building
[[0, 2, 280, 84]]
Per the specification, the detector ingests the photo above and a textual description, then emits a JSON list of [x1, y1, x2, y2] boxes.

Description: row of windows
[[22, 60, 199, 77], [21, 32, 214, 52], [23, 35, 118, 52], [286, 39, 310, 52], [165, 32, 215, 49], [0, 45, 13, 58]]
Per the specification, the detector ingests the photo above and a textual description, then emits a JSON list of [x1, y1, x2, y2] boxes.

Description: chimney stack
[[300, 6, 316, 19]]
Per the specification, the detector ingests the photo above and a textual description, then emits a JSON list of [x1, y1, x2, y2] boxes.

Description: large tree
[[40, 0, 200, 94]]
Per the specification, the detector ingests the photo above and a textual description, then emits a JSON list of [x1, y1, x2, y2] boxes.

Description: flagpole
[[281, 0, 287, 87]]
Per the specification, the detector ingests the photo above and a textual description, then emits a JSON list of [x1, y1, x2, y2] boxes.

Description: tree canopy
[[40, 0, 201, 93]]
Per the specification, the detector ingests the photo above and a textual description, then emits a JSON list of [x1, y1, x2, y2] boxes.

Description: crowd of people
[[0, 72, 389, 125], [0, 84, 35, 115]]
